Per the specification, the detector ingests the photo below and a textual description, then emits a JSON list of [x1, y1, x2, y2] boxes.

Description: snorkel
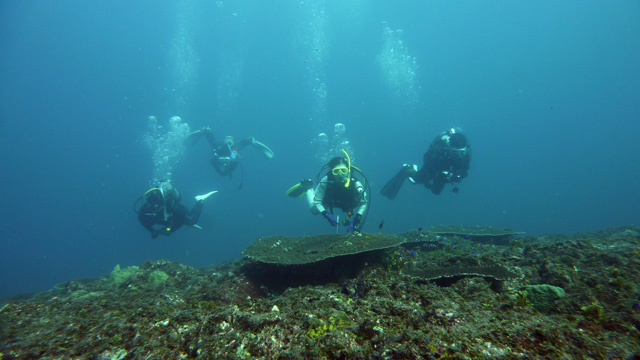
[[341, 149, 351, 188], [157, 185, 170, 222], [142, 186, 165, 219]]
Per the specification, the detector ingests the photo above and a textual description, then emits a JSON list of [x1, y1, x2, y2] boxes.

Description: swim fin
[[195, 190, 218, 201], [252, 140, 274, 159], [286, 179, 313, 198], [380, 165, 413, 200]]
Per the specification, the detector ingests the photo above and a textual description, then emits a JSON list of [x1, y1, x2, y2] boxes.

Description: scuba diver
[[381, 127, 471, 199], [134, 181, 217, 239], [287, 150, 370, 233], [185, 126, 274, 189]]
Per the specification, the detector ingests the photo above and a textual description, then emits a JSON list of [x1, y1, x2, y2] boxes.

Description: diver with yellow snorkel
[[287, 150, 370, 233]]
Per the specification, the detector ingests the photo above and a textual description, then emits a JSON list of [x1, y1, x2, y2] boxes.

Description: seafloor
[[1, 226, 639, 359]]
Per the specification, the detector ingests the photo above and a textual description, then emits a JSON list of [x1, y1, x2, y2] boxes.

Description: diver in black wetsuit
[[135, 182, 216, 239], [186, 127, 274, 188], [380, 128, 471, 199]]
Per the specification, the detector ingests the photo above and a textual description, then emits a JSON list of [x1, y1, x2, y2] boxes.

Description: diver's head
[[327, 156, 350, 184], [447, 131, 468, 159], [449, 133, 467, 150], [159, 181, 180, 207], [223, 136, 235, 148], [145, 188, 164, 208]]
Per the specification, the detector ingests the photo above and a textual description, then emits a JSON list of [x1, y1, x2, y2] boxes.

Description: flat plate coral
[[423, 225, 524, 237], [406, 264, 519, 282], [402, 225, 524, 243], [243, 233, 406, 265]]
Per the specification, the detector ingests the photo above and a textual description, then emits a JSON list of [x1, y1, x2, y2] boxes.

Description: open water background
[[1, 1, 639, 297]]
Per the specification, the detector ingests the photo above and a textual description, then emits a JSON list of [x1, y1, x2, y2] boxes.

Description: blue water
[[1, 1, 638, 298]]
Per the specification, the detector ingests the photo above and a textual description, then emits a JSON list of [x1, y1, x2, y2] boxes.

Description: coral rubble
[[1, 226, 640, 359]]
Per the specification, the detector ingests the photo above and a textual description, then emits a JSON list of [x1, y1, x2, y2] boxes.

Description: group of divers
[[134, 126, 471, 239]]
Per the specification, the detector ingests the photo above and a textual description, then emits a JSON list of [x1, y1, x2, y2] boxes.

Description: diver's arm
[[459, 148, 471, 178], [455, 165, 469, 179], [450, 152, 471, 180], [139, 215, 155, 234], [310, 178, 328, 215], [137, 205, 157, 234], [185, 127, 216, 148], [202, 128, 218, 149], [353, 180, 368, 217]]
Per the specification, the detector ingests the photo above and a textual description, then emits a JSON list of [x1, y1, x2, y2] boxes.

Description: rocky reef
[[1, 225, 640, 359]]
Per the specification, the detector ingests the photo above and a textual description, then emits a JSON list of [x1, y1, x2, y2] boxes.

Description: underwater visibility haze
[[0, 0, 639, 299]]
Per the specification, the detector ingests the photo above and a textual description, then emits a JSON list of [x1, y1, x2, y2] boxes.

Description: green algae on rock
[[109, 264, 140, 287], [242, 233, 406, 265], [522, 284, 566, 313], [148, 270, 169, 285]]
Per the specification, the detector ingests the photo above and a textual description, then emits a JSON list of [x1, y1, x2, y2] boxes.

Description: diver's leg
[[380, 165, 416, 200], [412, 167, 428, 185], [203, 129, 217, 148], [184, 201, 205, 226]]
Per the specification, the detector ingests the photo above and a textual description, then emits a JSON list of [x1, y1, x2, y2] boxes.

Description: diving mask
[[332, 166, 349, 176], [449, 147, 468, 159]]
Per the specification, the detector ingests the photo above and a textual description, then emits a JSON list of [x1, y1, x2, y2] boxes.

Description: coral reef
[[1, 226, 640, 359], [243, 233, 405, 265]]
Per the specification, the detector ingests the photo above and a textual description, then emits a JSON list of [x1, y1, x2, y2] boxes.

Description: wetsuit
[[138, 201, 203, 238], [415, 133, 471, 194]]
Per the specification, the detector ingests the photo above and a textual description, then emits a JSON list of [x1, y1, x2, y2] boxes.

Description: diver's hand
[[347, 214, 363, 233], [438, 171, 453, 183], [151, 228, 170, 238], [322, 211, 338, 226]]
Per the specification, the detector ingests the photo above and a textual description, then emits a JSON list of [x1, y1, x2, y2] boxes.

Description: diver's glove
[[322, 211, 338, 226], [347, 213, 363, 233], [151, 228, 171, 238]]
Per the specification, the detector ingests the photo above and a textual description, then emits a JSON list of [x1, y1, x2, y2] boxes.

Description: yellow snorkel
[[143, 187, 159, 197], [341, 149, 351, 188]]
